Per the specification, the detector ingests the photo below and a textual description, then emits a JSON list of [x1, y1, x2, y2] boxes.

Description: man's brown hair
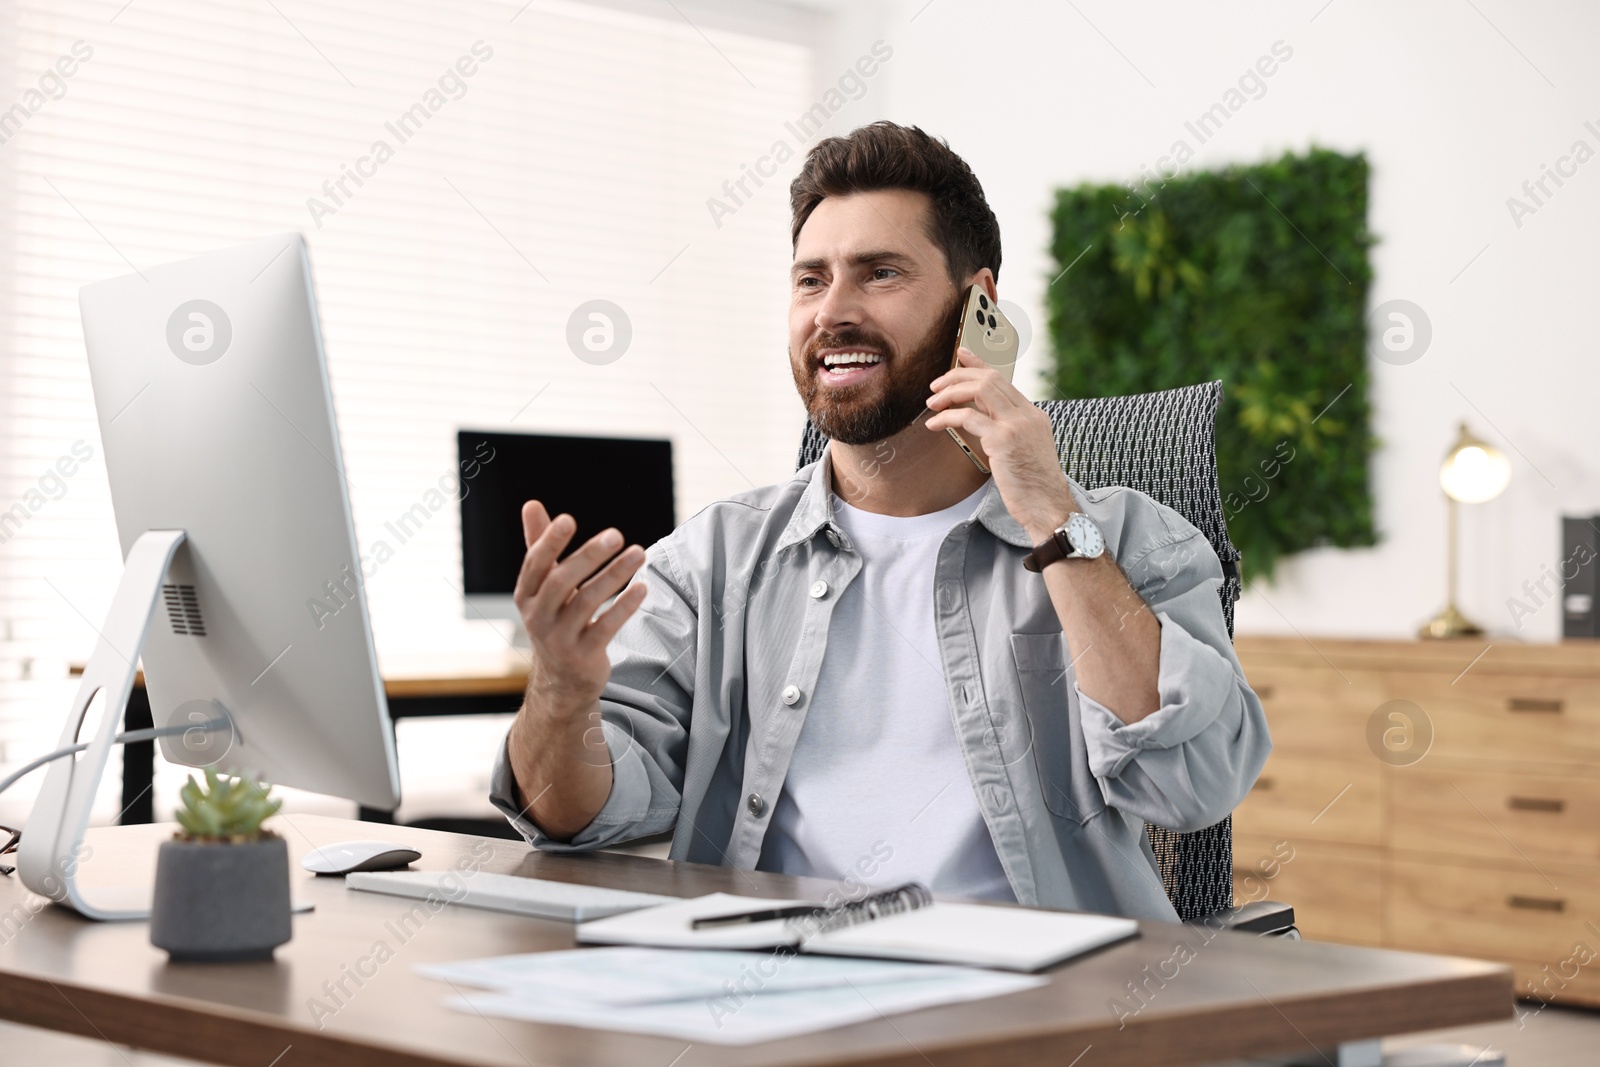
[[789, 121, 1001, 284]]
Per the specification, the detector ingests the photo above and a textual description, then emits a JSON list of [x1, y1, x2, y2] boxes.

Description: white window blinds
[[0, 0, 814, 818]]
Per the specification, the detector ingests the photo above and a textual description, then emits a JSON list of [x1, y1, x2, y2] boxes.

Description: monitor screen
[[458, 430, 675, 595]]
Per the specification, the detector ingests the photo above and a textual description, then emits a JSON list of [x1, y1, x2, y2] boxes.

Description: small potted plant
[[150, 767, 291, 961]]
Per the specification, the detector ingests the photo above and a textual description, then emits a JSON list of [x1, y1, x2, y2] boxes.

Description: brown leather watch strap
[[1023, 529, 1069, 573]]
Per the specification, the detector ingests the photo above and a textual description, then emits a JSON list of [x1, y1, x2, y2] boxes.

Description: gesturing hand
[[513, 501, 648, 720], [924, 347, 1076, 542]]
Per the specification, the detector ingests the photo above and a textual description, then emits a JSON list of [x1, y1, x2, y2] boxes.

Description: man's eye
[[871, 268, 898, 281], [796, 276, 821, 289]]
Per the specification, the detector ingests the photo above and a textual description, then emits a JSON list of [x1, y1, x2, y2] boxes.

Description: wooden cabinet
[[1233, 833, 1385, 946], [1235, 636, 1600, 1008], [1232, 751, 1382, 847]]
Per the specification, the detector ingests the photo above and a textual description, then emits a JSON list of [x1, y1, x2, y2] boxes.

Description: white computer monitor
[[18, 233, 400, 919]]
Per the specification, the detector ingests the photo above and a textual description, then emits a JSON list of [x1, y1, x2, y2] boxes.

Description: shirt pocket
[[1009, 632, 1106, 824]]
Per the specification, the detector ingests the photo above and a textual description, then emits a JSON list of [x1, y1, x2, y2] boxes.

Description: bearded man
[[490, 121, 1270, 921]]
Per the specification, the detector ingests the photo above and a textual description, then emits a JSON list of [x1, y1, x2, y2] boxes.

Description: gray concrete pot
[[150, 835, 292, 962]]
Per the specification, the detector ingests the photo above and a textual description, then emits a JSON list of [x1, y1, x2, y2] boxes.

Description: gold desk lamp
[[1419, 422, 1512, 639]]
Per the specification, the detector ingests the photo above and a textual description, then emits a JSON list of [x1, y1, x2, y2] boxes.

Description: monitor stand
[[18, 530, 187, 919], [15, 530, 314, 922], [18, 531, 318, 921]]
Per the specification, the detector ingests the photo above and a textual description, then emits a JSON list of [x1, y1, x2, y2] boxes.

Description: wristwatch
[[1023, 511, 1105, 572]]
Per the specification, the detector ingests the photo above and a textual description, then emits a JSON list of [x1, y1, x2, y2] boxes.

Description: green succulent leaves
[[174, 766, 282, 843]]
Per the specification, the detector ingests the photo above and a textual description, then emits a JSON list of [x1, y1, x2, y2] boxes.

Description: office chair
[[796, 380, 1296, 936]]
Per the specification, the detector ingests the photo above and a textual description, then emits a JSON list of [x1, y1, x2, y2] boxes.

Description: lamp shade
[[1438, 423, 1511, 504]]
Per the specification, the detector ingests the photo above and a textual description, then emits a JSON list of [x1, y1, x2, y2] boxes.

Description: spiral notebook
[[575, 883, 1139, 973]]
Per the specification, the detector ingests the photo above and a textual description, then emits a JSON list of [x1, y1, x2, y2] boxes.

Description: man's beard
[[792, 289, 961, 447]]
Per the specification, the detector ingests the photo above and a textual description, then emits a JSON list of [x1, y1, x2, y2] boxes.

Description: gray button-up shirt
[[490, 458, 1271, 921]]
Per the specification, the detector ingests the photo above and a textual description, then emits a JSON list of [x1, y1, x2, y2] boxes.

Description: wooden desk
[[0, 815, 1511, 1067], [85, 665, 532, 824]]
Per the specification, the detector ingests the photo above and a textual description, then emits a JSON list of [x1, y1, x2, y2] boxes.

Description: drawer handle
[[1507, 697, 1564, 713], [1252, 777, 1275, 792], [1255, 685, 1275, 700], [1507, 796, 1566, 814], [1507, 895, 1565, 913]]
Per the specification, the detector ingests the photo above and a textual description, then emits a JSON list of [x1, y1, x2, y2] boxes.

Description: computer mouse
[[301, 840, 422, 876]]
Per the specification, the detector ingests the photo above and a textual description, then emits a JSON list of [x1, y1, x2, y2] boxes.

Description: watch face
[[1067, 512, 1105, 558]]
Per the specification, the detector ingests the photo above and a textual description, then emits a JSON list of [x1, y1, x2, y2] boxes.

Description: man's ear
[[964, 267, 998, 303]]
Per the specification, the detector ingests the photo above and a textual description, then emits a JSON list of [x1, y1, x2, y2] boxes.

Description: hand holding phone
[[944, 285, 1020, 473]]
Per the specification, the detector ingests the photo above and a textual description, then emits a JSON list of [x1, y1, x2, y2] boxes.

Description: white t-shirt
[[756, 480, 1016, 902]]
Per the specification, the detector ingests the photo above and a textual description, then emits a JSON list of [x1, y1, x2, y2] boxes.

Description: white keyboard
[[344, 869, 678, 922]]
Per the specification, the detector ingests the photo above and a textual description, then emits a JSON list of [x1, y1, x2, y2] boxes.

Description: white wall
[[830, 0, 1600, 641]]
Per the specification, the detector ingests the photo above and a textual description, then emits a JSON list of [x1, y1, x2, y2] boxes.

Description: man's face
[[789, 189, 963, 446]]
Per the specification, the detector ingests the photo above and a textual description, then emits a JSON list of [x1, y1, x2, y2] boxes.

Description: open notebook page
[[804, 900, 1139, 971]]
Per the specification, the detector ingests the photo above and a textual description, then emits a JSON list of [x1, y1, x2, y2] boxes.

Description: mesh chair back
[[794, 380, 1239, 920]]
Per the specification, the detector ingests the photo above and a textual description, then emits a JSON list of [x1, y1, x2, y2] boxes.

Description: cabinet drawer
[[1389, 765, 1600, 866], [1505, 957, 1600, 1009], [1233, 753, 1380, 847], [1381, 672, 1600, 766], [1388, 857, 1600, 968], [1233, 834, 1383, 946], [1241, 665, 1383, 756]]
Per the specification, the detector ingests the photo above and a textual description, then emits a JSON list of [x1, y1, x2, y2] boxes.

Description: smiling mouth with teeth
[[821, 351, 884, 375]]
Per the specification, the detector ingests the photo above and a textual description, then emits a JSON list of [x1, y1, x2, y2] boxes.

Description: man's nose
[[814, 281, 861, 334]]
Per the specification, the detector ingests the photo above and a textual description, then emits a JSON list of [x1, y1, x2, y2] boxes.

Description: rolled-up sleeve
[[489, 719, 660, 850], [1078, 524, 1272, 832], [487, 542, 697, 850]]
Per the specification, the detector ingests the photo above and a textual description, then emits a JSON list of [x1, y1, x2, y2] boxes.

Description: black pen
[[692, 882, 932, 930], [690, 904, 824, 929]]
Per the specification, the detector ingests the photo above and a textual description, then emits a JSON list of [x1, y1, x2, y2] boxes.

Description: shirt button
[[825, 529, 841, 548], [747, 792, 766, 817], [781, 684, 801, 705], [809, 580, 828, 599]]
